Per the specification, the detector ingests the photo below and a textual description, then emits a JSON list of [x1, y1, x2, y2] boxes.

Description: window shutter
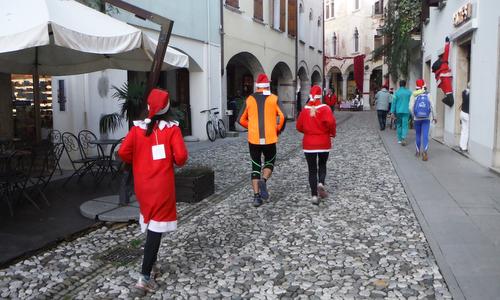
[[254, 0, 263, 20], [288, 0, 297, 36], [280, 0, 286, 31], [226, 0, 239, 9]]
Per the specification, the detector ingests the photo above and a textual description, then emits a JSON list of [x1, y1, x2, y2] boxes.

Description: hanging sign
[[453, 3, 472, 27]]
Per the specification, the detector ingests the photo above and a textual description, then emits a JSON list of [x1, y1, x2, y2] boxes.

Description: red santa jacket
[[296, 100, 336, 152], [434, 42, 453, 88], [324, 93, 337, 108], [118, 120, 188, 233]]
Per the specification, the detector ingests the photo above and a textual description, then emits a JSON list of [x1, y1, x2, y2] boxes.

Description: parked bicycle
[[200, 107, 226, 142]]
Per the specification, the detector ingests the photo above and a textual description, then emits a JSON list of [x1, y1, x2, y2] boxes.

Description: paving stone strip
[[0, 113, 451, 299]]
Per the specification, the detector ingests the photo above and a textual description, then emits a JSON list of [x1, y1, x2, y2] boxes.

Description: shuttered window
[[254, 0, 263, 21], [279, 0, 286, 31], [288, 0, 297, 37], [226, 0, 239, 9]]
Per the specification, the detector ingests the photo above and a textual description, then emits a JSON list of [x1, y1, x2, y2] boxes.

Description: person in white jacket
[[409, 79, 437, 161]]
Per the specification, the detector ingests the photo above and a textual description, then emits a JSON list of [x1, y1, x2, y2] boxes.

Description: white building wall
[[324, 0, 386, 108], [223, 0, 296, 118], [52, 2, 222, 144], [422, 0, 500, 167], [298, 0, 324, 88]]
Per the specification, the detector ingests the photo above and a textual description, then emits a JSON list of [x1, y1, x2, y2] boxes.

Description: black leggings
[[249, 143, 277, 179], [305, 152, 329, 196], [142, 230, 162, 278]]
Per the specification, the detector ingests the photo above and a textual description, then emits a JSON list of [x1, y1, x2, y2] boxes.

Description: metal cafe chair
[[95, 138, 124, 185], [1, 150, 41, 215], [47, 129, 63, 174], [61, 132, 98, 186], [27, 143, 65, 206]]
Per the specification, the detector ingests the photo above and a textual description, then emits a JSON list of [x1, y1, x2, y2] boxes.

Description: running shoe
[[258, 179, 269, 200], [253, 194, 263, 207], [397, 140, 402, 144], [311, 196, 320, 205], [317, 183, 328, 199], [150, 264, 161, 279], [135, 276, 157, 293], [401, 140, 407, 146], [422, 152, 428, 161]]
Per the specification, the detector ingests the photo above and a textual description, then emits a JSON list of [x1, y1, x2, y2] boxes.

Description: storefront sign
[[453, 3, 472, 27]]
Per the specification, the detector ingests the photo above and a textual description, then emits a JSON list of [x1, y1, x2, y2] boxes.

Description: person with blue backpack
[[409, 79, 436, 161]]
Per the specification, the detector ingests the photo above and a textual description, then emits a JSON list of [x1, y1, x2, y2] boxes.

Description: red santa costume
[[297, 86, 337, 152], [433, 39, 454, 107], [296, 85, 336, 204], [118, 89, 188, 233], [324, 90, 337, 110]]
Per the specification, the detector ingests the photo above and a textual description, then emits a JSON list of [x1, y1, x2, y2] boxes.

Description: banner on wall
[[353, 55, 365, 93]]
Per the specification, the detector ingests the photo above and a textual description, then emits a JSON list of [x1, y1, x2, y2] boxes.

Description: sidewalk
[[380, 126, 500, 300]]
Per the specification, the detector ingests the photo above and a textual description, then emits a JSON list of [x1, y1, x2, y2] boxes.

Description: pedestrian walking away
[[238, 73, 285, 207], [460, 83, 470, 151], [296, 85, 337, 205], [324, 88, 337, 112], [409, 79, 436, 161], [391, 80, 412, 146], [374, 85, 392, 130], [118, 89, 189, 293]]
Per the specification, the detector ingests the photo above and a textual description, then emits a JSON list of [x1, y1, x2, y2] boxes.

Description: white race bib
[[152, 144, 166, 160]]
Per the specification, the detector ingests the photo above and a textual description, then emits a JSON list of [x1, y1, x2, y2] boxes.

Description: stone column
[[342, 73, 348, 101], [0, 73, 14, 139], [363, 71, 371, 110]]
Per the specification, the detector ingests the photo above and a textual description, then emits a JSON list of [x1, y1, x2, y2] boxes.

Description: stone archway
[[311, 70, 322, 86], [327, 66, 343, 101], [226, 52, 265, 130], [297, 66, 310, 114], [271, 62, 294, 118]]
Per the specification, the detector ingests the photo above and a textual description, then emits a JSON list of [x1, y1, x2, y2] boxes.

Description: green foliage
[[373, 0, 421, 80], [99, 112, 123, 135], [112, 82, 147, 123], [77, 0, 118, 14]]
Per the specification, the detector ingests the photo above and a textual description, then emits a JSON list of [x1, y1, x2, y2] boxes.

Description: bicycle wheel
[[206, 121, 216, 142], [218, 119, 226, 138]]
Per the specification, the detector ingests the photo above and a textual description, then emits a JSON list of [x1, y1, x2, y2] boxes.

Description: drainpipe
[[207, 0, 212, 111], [220, 0, 224, 76], [294, 1, 299, 119], [322, 0, 325, 91]]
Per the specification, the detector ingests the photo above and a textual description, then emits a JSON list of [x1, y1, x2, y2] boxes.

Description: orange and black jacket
[[238, 92, 285, 145]]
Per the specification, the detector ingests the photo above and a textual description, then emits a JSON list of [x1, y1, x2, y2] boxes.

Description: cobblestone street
[[0, 112, 451, 299]]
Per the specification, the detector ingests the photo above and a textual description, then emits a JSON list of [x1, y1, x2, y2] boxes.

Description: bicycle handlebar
[[200, 107, 220, 114]]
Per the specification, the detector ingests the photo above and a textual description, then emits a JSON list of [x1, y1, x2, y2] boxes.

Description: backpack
[[414, 93, 431, 118]]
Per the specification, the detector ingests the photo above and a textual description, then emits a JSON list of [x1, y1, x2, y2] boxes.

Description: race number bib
[[152, 144, 166, 160]]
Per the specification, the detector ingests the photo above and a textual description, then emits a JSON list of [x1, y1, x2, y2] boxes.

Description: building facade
[[420, 0, 500, 169], [52, 0, 221, 148], [324, 0, 387, 108], [223, 0, 322, 123]]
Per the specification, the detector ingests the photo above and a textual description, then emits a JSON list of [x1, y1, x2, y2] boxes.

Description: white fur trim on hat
[[256, 82, 270, 88], [144, 118, 151, 124]]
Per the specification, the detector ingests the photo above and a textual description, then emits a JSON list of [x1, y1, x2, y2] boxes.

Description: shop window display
[[11, 75, 53, 141]]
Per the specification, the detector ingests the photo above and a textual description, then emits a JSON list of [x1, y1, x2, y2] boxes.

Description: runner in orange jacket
[[238, 73, 285, 207]]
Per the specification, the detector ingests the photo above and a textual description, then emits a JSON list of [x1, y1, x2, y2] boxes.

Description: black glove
[[445, 36, 450, 43]]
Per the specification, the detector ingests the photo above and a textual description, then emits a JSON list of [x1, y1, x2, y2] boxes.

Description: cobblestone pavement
[[0, 112, 451, 299]]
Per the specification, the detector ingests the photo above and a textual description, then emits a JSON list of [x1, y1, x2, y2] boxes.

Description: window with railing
[[325, 0, 334, 19], [254, 0, 263, 21]]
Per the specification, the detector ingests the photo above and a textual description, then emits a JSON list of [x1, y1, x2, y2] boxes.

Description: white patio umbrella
[[0, 0, 188, 75], [0, 0, 188, 140]]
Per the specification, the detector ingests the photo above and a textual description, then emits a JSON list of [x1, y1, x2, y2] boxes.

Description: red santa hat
[[416, 79, 426, 89], [309, 85, 322, 101], [144, 88, 170, 124], [255, 73, 270, 89]]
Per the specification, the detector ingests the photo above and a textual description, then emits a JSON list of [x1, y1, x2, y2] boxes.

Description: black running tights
[[141, 230, 162, 278], [305, 152, 329, 196]]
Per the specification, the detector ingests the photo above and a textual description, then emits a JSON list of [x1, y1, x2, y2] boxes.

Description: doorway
[[454, 38, 472, 144]]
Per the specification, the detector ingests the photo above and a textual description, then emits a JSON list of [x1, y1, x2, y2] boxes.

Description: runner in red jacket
[[296, 85, 336, 205], [118, 88, 188, 292]]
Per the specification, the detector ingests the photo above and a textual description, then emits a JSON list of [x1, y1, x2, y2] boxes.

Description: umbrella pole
[[33, 48, 41, 142]]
